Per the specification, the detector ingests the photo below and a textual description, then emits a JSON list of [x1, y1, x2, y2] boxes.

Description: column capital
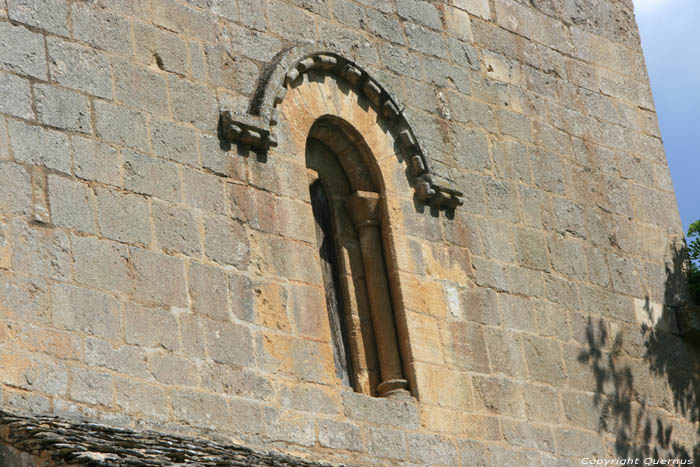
[[345, 191, 382, 229]]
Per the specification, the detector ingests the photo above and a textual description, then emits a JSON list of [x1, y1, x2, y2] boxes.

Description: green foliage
[[687, 221, 700, 303]]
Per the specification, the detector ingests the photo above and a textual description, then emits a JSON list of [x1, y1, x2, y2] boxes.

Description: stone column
[[345, 191, 409, 398]]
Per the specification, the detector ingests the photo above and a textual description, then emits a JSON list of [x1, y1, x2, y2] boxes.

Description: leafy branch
[[687, 220, 700, 303]]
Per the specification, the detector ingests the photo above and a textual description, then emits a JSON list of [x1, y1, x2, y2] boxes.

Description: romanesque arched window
[[306, 118, 408, 398], [220, 46, 463, 400]]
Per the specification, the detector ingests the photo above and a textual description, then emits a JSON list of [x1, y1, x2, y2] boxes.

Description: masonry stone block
[[332, 0, 365, 29], [94, 187, 151, 245], [279, 383, 338, 415], [85, 337, 149, 378], [264, 408, 317, 447], [204, 215, 249, 268], [95, 101, 149, 152], [201, 362, 274, 401], [47, 37, 113, 99], [52, 284, 120, 340], [228, 272, 255, 322], [113, 60, 170, 116], [0, 71, 33, 120], [484, 178, 520, 223], [205, 319, 255, 367], [478, 218, 516, 263], [34, 83, 91, 133], [318, 419, 363, 451], [148, 351, 199, 386], [11, 219, 71, 281], [8, 120, 71, 173], [123, 302, 179, 351], [22, 360, 68, 396], [365, 9, 405, 45], [524, 335, 567, 386], [178, 313, 207, 359], [168, 76, 218, 131], [200, 133, 247, 179], [183, 169, 227, 215], [150, 0, 217, 43], [134, 22, 188, 74], [115, 377, 168, 421], [72, 234, 131, 294], [71, 3, 132, 54], [0, 22, 47, 79], [71, 136, 122, 187], [455, 0, 490, 17], [5, 390, 51, 414], [152, 201, 201, 256], [47, 175, 96, 234], [406, 432, 459, 465], [397, 0, 440, 29], [129, 248, 187, 307], [0, 161, 31, 216], [472, 375, 524, 416], [150, 119, 199, 166], [607, 253, 643, 297], [342, 391, 419, 429], [70, 367, 113, 406], [555, 428, 604, 458], [0, 272, 51, 325], [124, 151, 183, 203], [484, 328, 526, 378], [7, 0, 67, 35], [189, 262, 229, 320], [268, 1, 315, 41]]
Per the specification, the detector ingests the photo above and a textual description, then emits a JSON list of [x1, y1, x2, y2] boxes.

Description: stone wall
[[0, 0, 697, 465]]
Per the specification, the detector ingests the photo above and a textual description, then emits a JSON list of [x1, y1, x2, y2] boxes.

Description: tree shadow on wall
[[578, 243, 700, 461]]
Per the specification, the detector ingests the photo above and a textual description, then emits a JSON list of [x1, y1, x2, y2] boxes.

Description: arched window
[[306, 119, 408, 398], [219, 47, 464, 401]]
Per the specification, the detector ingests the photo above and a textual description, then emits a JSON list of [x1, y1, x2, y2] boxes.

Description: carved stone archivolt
[[219, 43, 463, 209]]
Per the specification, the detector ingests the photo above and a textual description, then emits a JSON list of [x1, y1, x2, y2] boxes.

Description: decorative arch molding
[[219, 42, 463, 209]]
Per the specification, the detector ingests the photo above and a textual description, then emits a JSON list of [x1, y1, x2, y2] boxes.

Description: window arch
[[306, 118, 408, 398], [220, 45, 466, 400]]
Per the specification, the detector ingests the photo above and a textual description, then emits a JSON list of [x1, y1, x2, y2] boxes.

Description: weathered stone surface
[[52, 284, 120, 339], [47, 175, 96, 234], [0, 161, 31, 216], [94, 187, 151, 245], [150, 119, 199, 166], [72, 136, 122, 187], [113, 59, 170, 116], [168, 76, 218, 130], [0, 71, 33, 120], [0, 22, 47, 79], [11, 219, 71, 281], [189, 262, 229, 319], [8, 120, 71, 173], [134, 22, 188, 74], [130, 248, 187, 307], [34, 83, 91, 133], [86, 337, 149, 378], [0, 1, 693, 465], [72, 234, 131, 294], [70, 367, 113, 406], [204, 215, 249, 268], [204, 319, 255, 367], [71, 2, 132, 54], [47, 37, 113, 98], [8, 0, 68, 35], [152, 200, 201, 256]]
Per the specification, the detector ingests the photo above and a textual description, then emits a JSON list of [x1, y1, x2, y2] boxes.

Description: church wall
[[0, 0, 697, 464]]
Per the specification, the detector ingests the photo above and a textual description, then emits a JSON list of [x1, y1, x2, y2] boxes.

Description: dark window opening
[[310, 179, 355, 388]]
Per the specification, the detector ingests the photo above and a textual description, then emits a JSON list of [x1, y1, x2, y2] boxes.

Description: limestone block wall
[[0, 0, 697, 465]]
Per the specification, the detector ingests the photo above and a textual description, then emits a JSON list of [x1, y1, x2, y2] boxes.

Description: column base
[[377, 379, 410, 399]]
